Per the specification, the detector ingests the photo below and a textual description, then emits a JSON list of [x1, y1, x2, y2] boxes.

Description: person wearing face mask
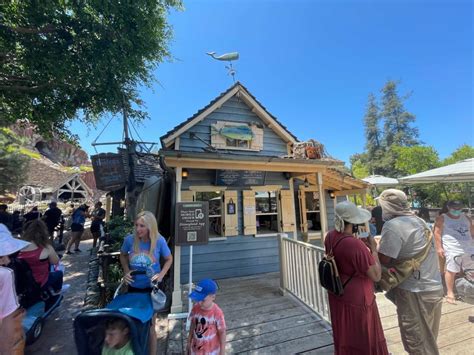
[[324, 201, 388, 355], [377, 189, 443, 355], [433, 200, 474, 304]]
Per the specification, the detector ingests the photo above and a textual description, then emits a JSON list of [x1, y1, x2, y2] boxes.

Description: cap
[[447, 200, 464, 209], [0, 224, 30, 256], [335, 201, 371, 224], [189, 279, 218, 301]]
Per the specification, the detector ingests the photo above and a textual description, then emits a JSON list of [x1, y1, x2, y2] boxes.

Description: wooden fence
[[278, 235, 330, 323]]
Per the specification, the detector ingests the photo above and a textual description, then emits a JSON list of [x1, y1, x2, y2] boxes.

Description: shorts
[[71, 223, 84, 232], [445, 253, 473, 273]]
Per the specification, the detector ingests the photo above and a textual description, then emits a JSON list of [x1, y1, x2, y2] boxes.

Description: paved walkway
[[26, 239, 93, 355]]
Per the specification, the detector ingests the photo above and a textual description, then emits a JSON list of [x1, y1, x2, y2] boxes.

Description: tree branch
[[0, 83, 52, 92], [3, 24, 57, 34]]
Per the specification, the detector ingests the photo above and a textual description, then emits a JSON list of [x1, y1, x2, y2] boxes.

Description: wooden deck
[[166, 273, 474, 354]]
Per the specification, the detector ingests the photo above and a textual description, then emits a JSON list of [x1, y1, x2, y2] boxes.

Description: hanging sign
[[175, 202, 209, 246], [91, 153, 126, 191]]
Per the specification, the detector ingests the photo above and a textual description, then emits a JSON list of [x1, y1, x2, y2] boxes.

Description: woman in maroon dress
[[324, 201, 388, 355]]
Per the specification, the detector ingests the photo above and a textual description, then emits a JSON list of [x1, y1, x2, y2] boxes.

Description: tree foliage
[[0, 0, 182, 136], [351, 80, 421, 177], [442, 144, 474, 165], [381, 80, 419, 147], [392, 145, 439, 176], [0, 128, 30, 194]]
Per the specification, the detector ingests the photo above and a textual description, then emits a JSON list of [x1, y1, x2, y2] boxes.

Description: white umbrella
[[362, 175, 399, 187], [399, 158, 474, 184]]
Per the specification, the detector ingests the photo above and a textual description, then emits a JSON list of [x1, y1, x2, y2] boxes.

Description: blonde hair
[[133, 211, 159, 253]]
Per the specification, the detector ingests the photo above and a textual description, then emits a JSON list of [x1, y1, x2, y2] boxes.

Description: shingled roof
[[24, 159, 74, 193], [118, 149, 163, 184], [160, 81, 298, 147]]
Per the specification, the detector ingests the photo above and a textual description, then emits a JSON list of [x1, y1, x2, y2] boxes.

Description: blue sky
[[70, 0, 473, 166]]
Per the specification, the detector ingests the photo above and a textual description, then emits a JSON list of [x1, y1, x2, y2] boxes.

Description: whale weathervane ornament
[[206, 51, 240, 82]]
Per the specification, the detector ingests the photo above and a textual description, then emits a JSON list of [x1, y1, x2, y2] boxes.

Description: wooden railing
[[278, 235, 330, 323]]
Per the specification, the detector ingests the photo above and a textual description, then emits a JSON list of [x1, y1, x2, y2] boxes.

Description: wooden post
[[278, 234, 287, 295], [171, 166, 183, 313], [171, 137, 183, 313], [289, 177, 298, 239], [317, 172, 328, 241]]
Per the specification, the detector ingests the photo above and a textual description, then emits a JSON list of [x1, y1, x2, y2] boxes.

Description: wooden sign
[[216, 170, 265, 186], [91, 153, 127, 191], [175, 202, 209, 246]]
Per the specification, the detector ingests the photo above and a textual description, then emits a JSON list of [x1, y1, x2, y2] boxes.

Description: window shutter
[[223, 191, 239, 236], [278, 190, 295, 233], [298, 190, 308, 233], [180, 190, 195, 202], [243, 190, 257, 235], [210, 122, 227, 149], [250, 126, 264, 151]]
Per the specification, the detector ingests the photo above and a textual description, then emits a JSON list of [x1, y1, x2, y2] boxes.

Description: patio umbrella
[[398, 158, 474, 184], [362, 175, 399, 187]]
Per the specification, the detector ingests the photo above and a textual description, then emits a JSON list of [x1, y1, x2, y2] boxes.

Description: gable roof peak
[[160, 81, 297, 147]]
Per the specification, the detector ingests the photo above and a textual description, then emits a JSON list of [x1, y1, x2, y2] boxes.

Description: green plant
[[106, 216, 134, 251]]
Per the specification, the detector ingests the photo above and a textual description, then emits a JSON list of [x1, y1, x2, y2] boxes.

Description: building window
[[195, 191, 222, 237], [225, 138, 250, 149], [255, 191, 278, 234]]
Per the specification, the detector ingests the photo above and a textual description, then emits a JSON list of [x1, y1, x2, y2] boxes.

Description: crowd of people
[[1, 190, 472, 355], [325, 189, 473, 355]]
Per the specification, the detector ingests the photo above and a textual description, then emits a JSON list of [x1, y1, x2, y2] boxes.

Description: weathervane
[[206, 51, 239, 83]]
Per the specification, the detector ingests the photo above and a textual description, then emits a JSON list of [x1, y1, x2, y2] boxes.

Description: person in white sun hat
[[324, 201, 388, 354], [0, 223, 30, 354]]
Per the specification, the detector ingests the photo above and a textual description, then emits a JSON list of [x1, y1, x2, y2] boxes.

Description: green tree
[[381, 80, 419, 147], [0, 128, 30, 194], [442, 144, 474, 165], [393, 145, 440, 175], [0, 0, 182, 136]]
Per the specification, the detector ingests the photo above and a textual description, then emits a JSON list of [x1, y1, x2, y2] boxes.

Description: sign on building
[[216, 170, 266, 186], [175, 201, 209, 246], [91, 153, 127, 191]]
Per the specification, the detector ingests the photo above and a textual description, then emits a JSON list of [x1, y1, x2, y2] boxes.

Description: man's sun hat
[[447, 200, 464, 209], [0, 223, 30, 256], [335, 201, 371, 224], [189, 279, 218, 302]]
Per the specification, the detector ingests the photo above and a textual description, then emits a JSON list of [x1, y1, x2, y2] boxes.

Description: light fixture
[[182, 169, 189, 179], [328, 190, 336, 199], [283, 172, 291, 180], [304, 177, 309, 188]]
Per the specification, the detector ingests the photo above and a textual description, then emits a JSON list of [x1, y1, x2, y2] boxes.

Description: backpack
[[8, 257, 43, 309], [318, 236, 354, 296]]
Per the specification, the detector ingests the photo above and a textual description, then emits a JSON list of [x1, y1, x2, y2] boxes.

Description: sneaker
[[74, 249, 82, 253], [65, 251, 73, 255]]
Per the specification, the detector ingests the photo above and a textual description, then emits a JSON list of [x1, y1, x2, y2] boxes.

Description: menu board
[[91, 153, 126, 191], [175, 202, 209, 246], [216, 170, 265, 186]]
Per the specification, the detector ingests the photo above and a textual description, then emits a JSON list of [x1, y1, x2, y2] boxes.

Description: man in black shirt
[[90, 201, 106, 248], [0, 204, 12, 231], [43, 201, 62, 240]]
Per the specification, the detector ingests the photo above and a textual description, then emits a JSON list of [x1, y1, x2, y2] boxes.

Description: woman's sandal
[[446, 296, 457, 305]]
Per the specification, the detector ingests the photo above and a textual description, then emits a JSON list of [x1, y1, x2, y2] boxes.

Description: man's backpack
[[318, 236, 354, 296], [8, 257, 43, 309]]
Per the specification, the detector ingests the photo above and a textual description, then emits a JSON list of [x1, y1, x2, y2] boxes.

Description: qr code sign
[[187, 231, 197, 242]]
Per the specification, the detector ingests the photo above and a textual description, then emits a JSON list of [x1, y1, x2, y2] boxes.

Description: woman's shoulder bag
[[318, 236, 354, 296]]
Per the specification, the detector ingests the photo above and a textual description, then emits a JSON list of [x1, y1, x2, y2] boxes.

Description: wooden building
[[159, 82, 368, 312]]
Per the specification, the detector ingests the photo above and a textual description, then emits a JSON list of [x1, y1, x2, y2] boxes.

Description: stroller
[[454, 253, 474, 304], [74, 270, 165, 355]]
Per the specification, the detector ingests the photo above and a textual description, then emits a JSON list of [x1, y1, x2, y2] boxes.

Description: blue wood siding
[[180, 236, 279, 283], [178, 96, 288, 156], [179, 169, 290, 283]]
